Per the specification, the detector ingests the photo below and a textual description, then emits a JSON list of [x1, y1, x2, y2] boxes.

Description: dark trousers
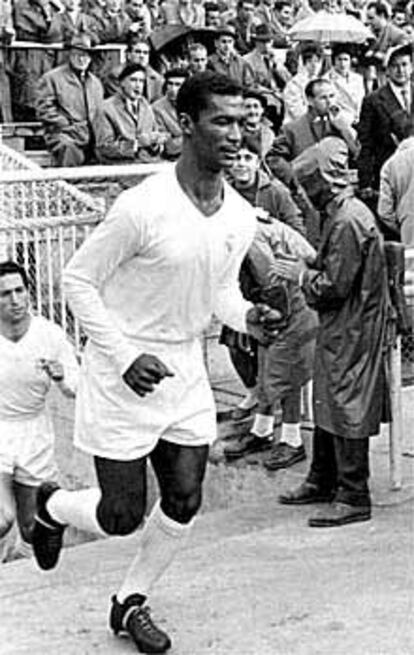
[[307, 426, 371, 507]]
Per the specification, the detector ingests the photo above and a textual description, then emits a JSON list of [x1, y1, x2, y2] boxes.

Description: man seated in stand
[[97, 63, 166, 163], [187, 43, 209, 76], [241, 88, 276, 160], [152, 67, 188, 160], [207, 23, 255, 88]]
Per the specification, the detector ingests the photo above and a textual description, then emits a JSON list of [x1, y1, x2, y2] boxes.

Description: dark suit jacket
[[265, 112, 339, 182], [357, 83, 414, 190]]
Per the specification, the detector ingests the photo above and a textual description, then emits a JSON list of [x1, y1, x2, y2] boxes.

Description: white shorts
[[74, 337, 217, 461], [0, 412, 58, 486]]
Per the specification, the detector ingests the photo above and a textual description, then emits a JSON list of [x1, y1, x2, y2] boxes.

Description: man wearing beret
[[97, 62, 166, 163]]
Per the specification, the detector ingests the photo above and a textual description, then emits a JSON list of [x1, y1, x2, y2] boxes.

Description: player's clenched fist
[[123, 354, 174, 397]]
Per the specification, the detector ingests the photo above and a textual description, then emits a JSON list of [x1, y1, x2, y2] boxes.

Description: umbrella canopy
[[289, 10, 374, 44], [150, 26, 218, 53]]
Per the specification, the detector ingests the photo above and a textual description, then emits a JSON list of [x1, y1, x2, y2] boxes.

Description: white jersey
[[0, 314, 78, 421], [64, 166, 257, 459]]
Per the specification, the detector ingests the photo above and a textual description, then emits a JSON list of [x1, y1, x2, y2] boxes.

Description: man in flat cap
[[36, 33, 104, 166]]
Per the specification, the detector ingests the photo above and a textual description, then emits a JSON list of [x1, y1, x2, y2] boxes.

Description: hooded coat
[[302, 187, 389, 439]]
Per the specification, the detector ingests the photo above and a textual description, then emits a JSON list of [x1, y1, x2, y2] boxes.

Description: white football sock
[[117, 500, 194, 602], [47, 487, 107, 537], [279, 423, 302, 448], [251, 413, 274, 437]]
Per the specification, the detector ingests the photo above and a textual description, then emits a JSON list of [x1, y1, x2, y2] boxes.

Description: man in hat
[[36, 33, 104, 167], [208, 24, 255, 87], [96, 63, 166, 163], [152, 67, 188, 160], [273, 136, 389, 527], [242, 89, 275, 158], [358, 42, 414, 196], [326, 43, 365, 127], [244, 22, 290, 130], [31, 71, 281, 654]]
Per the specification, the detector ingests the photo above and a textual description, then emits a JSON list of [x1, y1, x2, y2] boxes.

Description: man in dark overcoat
[[273, 137, 390, 527]]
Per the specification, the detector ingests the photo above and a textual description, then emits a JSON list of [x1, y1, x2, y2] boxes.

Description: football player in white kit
[[31, 72, 282, 653], [0, 261, 78, 562]]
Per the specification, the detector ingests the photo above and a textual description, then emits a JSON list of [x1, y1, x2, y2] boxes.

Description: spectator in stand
[[283, 42, 323, 124], [0, 0, 14, 121], [50, 0, 99, 45], [244, 22, 291, 131], [204, 1, 223, 28], [402, 21, 414, 41], [97, 62, 166, 163], [222, 137, 317, 469], [161, 0, 205, 27], [102, 36, 164, 102], [92, 0, 132, 43], [358, 43, 414, 196], [124, 0, 152, 36], [146, 0, 164, 31], [36, 33, 104, 167], [377, 124, 414, 246], [378, 128, 414, 246], [242, 89, 276, 159], [275, 137, 389, 528], [152, 67, 188, 160], [230, 0, 260, 55], [208, 24, 254, 87], [364, 1, 407, 78], [261, 0, 294, 48], [187, 42, 208, 75], [0, 261, 78, 563], [392, 4, 407, 29], [326, 43, 365, 127], [266, 78, 359, 200], [11, 0, 61, 121]]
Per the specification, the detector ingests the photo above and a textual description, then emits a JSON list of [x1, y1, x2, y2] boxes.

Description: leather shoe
[[224, 433, 273, 460], [308, 502, 371, 527], [263, 443, 306, 471], [278, 481, 334, 505]]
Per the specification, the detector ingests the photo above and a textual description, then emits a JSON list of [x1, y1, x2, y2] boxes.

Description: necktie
[[401, 88, 410, 114]]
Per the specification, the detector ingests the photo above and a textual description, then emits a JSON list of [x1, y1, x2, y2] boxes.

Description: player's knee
[[162, 487, 203, 524], [0, 508, 15, 539], [96, 493, 145, 536]]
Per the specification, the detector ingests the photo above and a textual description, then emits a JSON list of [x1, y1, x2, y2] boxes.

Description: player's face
[[0, 274, 29, 325], [185, 94, 245, 171]]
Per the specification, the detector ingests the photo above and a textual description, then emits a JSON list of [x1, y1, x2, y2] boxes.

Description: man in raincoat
[[273, 136, 389, 527]]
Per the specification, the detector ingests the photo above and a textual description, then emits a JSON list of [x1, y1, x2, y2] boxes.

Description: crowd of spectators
[[0, 0, 413, 174]]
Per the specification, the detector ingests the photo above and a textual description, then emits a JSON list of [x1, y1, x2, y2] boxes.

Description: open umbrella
[[289, 10, 374, 43]]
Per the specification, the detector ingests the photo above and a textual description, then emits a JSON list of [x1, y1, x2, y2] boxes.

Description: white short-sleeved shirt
[[0, 314, 78, 421], [64, 167, 257, 459]]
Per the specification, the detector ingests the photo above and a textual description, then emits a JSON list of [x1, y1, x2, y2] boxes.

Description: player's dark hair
[[176, 71, 243, 121], [0, 261, 29, 288]]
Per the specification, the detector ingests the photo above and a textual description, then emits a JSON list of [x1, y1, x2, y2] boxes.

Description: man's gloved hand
[[246, 304, 283, 345], [123, 354, 174, 397]]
